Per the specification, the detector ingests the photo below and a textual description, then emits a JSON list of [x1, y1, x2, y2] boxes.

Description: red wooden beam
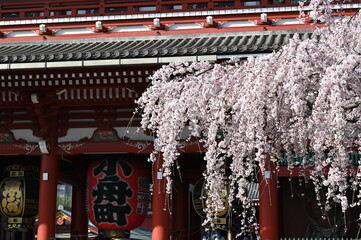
[[0, 142, 41, 155], [57, 140, 154, 154], [0, 0, 358, 22], [277, 165, 359, 177], [0, 138, 205, 155]]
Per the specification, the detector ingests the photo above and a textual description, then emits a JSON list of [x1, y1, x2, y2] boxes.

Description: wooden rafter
[[0, 65, 157, 138]]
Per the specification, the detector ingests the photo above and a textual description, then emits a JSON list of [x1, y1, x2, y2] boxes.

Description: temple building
[[0, 0, 360, 239]]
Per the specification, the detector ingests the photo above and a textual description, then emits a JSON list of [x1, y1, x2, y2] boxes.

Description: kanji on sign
[[94, 203, 131, 226], [87, 158, 151, 230]]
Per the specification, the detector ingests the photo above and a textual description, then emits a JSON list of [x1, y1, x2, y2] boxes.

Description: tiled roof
[[0, 29, 314, 63]]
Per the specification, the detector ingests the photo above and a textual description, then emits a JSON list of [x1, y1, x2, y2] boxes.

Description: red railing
[[0, 0, 358, 21], [0, 0, 317, 20]]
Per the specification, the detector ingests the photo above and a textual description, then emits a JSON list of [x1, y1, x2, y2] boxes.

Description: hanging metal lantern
[[87, 158, 151, 231], [192, 178, 229, 218], [0, 165, 39, 229], [192, 178, 229, 231], [0, 176, 39, 218]]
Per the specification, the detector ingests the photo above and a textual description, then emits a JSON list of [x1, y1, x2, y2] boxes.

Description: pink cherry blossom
[[136, 9, 361, 232]]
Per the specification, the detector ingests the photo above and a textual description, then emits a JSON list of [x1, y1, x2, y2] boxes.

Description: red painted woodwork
[[87, 158, 151, 230], [0, 143, 41, 155], [58, 141, 154, 155], [152, 153, 171, 240], [37, 120, 59, 240], [71, 184, 88, 240], [259, 158, 279, 240], [0, 139, 201, 155], [0, 0, 358, 24], [0, 68, 151, 108], [0, 66, 157, 140], [0, 0, 357, 43], [0, 1, 358, 240], [172, 180, 189, 240], [0, 0, 327, 21], [0, 26, 299, 43]]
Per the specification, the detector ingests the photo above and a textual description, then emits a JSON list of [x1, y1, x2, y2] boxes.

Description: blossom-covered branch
[[136, 12, 361, 230]]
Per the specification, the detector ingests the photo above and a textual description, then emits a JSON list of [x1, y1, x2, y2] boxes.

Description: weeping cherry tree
[[136, 4, 361, 235]]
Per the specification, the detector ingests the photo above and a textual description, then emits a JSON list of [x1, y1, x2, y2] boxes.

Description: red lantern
[[87, 158, 150, 230]]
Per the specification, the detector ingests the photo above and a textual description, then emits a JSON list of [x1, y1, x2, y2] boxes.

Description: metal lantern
[[0, 176, 39, 217], [192, 178, 229, 218], [192, 178, 229, 231], [0, 166, 39, 229], [87, 158, 151, 231]]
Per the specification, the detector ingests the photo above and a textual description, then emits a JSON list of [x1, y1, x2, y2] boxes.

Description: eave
[[0, 29, 315, 69]]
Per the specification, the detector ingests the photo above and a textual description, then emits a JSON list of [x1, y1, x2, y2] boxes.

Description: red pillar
[[259, 159, 279, 240], [152, 154, 170, 240], [71, 184, 88, 240], [172, 181, 188, 240], [37, 120, 59, 240]]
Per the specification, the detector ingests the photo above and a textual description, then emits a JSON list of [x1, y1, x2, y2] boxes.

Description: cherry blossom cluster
[[136, 13, 360, 229], [301, 0, 351, 23]]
